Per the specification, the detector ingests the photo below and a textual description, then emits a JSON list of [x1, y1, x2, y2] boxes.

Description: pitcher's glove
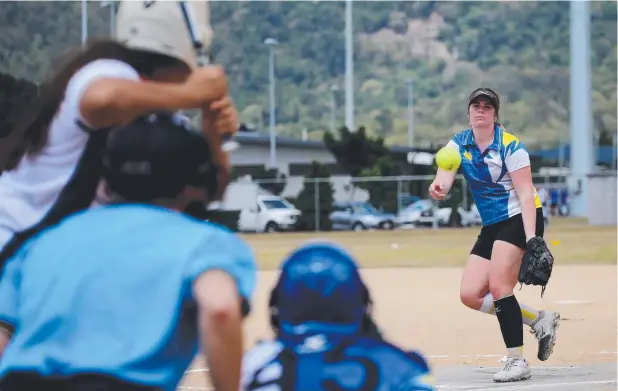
[[518, 237, 554, 297]]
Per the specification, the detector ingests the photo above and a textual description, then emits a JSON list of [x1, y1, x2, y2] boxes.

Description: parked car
[[460, 204, 483, 226], [398, 193, 422, 209], [396, 200, 482, 228], [329, 201, 397, 231], [238, 195, 301, 233]]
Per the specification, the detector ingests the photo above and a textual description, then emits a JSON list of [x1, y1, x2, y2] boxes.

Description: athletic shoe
[[493, 357, 532, 382], [530, 310, 561, 361]]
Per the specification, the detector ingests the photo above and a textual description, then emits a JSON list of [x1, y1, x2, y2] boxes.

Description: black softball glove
[[518, 236, 554, 297]]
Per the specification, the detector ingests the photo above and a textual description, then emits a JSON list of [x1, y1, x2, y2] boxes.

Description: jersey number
[[246, 350, 380, 391]]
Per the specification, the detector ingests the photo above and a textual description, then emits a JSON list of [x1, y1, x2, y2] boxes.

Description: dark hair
[[5, 40, 187, 171]]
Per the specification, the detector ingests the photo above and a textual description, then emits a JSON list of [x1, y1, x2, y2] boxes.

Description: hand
[[183, 65, 229, 104], [429, 180, 447, 200], [208, 96, 240, 136], [200, 102, 234, 202]]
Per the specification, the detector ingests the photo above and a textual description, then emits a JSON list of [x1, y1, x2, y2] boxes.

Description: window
[[262, 199, 290, 210]]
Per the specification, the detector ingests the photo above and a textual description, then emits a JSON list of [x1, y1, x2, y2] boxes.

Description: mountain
[[0, 1, 615, 149]]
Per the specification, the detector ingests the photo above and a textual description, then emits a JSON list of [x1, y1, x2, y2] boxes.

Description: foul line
[[436, 380, 617, 390], [426, 351, 617, 360], [177, 379, 618, 391]]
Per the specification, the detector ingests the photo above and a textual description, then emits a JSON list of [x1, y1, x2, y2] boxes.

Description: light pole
[[265, 37, 278, 169], [405, 79, 414, 148], [568, 0, 594, 217], [330, 84, 338, 133], [344, 0, 354, 131], [81, 0, 88, 45]]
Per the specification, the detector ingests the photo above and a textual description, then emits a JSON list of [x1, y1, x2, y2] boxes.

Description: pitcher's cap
[[468, 88, 500, 113], [115, 1, 212, 69]]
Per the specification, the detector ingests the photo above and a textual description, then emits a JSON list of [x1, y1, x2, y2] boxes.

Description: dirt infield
[[180, 264, 617, 390]]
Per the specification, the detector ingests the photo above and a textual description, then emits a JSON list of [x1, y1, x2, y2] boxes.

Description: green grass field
[[241, 218, 617, 269]]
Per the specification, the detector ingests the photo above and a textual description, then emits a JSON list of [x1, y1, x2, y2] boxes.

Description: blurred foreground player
[[0, 113, 256, 391], [241, 241, 434, 391]]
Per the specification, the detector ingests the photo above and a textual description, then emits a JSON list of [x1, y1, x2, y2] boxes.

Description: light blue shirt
[[0, 204, 256, 390], [447, 125, 542, 225]]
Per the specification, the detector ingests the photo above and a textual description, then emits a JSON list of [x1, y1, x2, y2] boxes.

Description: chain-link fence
[[226, 173, 574, 233]]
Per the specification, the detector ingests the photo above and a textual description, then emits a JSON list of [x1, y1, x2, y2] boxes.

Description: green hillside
[[1, 1, 616, 149]]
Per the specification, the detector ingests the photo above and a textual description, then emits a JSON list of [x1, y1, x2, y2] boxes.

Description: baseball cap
[[102, 112, 217, 202], [274, 241, 367, 328], [115, 1, 213, 69], [468, 88, 500, 113]]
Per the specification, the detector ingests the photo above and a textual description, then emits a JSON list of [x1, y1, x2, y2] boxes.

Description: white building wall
[[229, 144, 336, 175]]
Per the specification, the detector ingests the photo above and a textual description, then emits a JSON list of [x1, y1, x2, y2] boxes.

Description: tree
[[356, 156, 403, 214], [323, 126, 389, 177], [294, 161, 334, 231], [0, 2, 615, 149], [252, 166, 287, 196]]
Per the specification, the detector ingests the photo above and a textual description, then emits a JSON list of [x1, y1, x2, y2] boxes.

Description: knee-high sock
[[494, 294, 524, 358]]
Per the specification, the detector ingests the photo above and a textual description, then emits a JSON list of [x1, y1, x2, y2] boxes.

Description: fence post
[[314, 179, 320, 232], [397, 177, 403, 214], [462, 177, 468, 210]]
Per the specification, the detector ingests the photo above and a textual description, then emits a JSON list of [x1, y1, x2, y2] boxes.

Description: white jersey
[[0, 59, 140, 250]]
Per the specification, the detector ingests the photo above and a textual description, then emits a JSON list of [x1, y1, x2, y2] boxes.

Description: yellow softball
[[435, 147, 462, 171]]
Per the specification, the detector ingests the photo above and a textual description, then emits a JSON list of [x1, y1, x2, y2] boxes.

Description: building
[[228, 131, 431, 203]]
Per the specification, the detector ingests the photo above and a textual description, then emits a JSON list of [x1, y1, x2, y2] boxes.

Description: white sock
[[507, 346, 524, 358], [480, 292, 495, 314]]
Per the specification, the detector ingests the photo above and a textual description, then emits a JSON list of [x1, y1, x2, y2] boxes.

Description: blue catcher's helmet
[[269, 240, 372, 337]]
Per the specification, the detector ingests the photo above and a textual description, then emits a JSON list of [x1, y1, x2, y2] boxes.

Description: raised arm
[[79, 65, 228, 129]]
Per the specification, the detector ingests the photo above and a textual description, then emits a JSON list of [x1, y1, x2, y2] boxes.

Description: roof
[[235, 131, 433, 154]]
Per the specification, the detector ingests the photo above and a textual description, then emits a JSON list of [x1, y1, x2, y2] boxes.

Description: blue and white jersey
[[241, 335, 434, 391], [0, 204, 257, 391], [446, 125, 542, 226]]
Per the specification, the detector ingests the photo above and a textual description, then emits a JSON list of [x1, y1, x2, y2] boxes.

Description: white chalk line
[[425, 350, 617, 359], [177, 378, 618, 391], [179, 351, 618, 390], [473, 366, 581, 372], [436, 379, 617, 390], [554, 299, 592, 305], [183, 351, 617, 372]]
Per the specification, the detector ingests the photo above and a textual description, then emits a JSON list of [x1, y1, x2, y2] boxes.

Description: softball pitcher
[[429, 88, 559, 382]]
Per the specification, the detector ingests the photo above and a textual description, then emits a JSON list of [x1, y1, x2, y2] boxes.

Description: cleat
[[493, 356, 532, 382], [530, 310, 561, 361]]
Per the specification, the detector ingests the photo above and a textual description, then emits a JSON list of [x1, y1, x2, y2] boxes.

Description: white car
[[238, 195, 301, 233], [396, 200, 482, 228], [460, 204, 483, 226]]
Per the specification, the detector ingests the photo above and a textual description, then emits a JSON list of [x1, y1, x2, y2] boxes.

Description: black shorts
[[0, 372, 160, 391], [470, 208, 545, 260]]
